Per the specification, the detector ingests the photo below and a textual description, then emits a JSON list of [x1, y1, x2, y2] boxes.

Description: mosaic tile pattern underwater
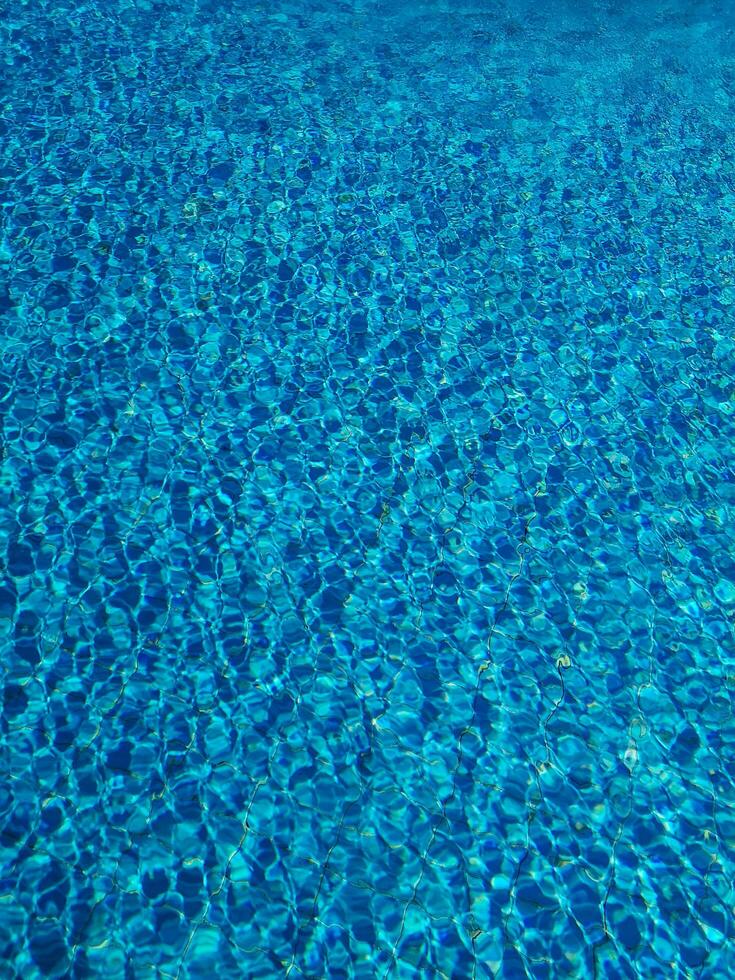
[[2, 0, 735, 976]]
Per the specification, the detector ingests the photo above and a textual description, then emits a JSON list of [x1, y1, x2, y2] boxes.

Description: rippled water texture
[[2, 0, 735, 976]]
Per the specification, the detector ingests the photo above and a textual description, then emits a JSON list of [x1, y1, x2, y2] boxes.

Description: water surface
[[2, 0, 735, 976]]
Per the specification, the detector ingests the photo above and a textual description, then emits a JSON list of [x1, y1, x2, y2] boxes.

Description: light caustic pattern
[[1, 0, 735, 977]]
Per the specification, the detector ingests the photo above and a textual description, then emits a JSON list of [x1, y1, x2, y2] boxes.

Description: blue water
[[2, 0, 735, 976]]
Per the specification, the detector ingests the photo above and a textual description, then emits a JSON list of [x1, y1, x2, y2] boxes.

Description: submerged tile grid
[[1, 0, 735, 976]]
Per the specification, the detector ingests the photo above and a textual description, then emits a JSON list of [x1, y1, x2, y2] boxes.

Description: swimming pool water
[[2, 0, 735, 976]]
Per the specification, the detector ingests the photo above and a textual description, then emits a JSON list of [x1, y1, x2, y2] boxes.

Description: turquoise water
[[2, 0, 735, 975]]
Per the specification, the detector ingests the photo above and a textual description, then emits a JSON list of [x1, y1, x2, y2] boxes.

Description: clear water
[[2, 0, 735, 976]]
